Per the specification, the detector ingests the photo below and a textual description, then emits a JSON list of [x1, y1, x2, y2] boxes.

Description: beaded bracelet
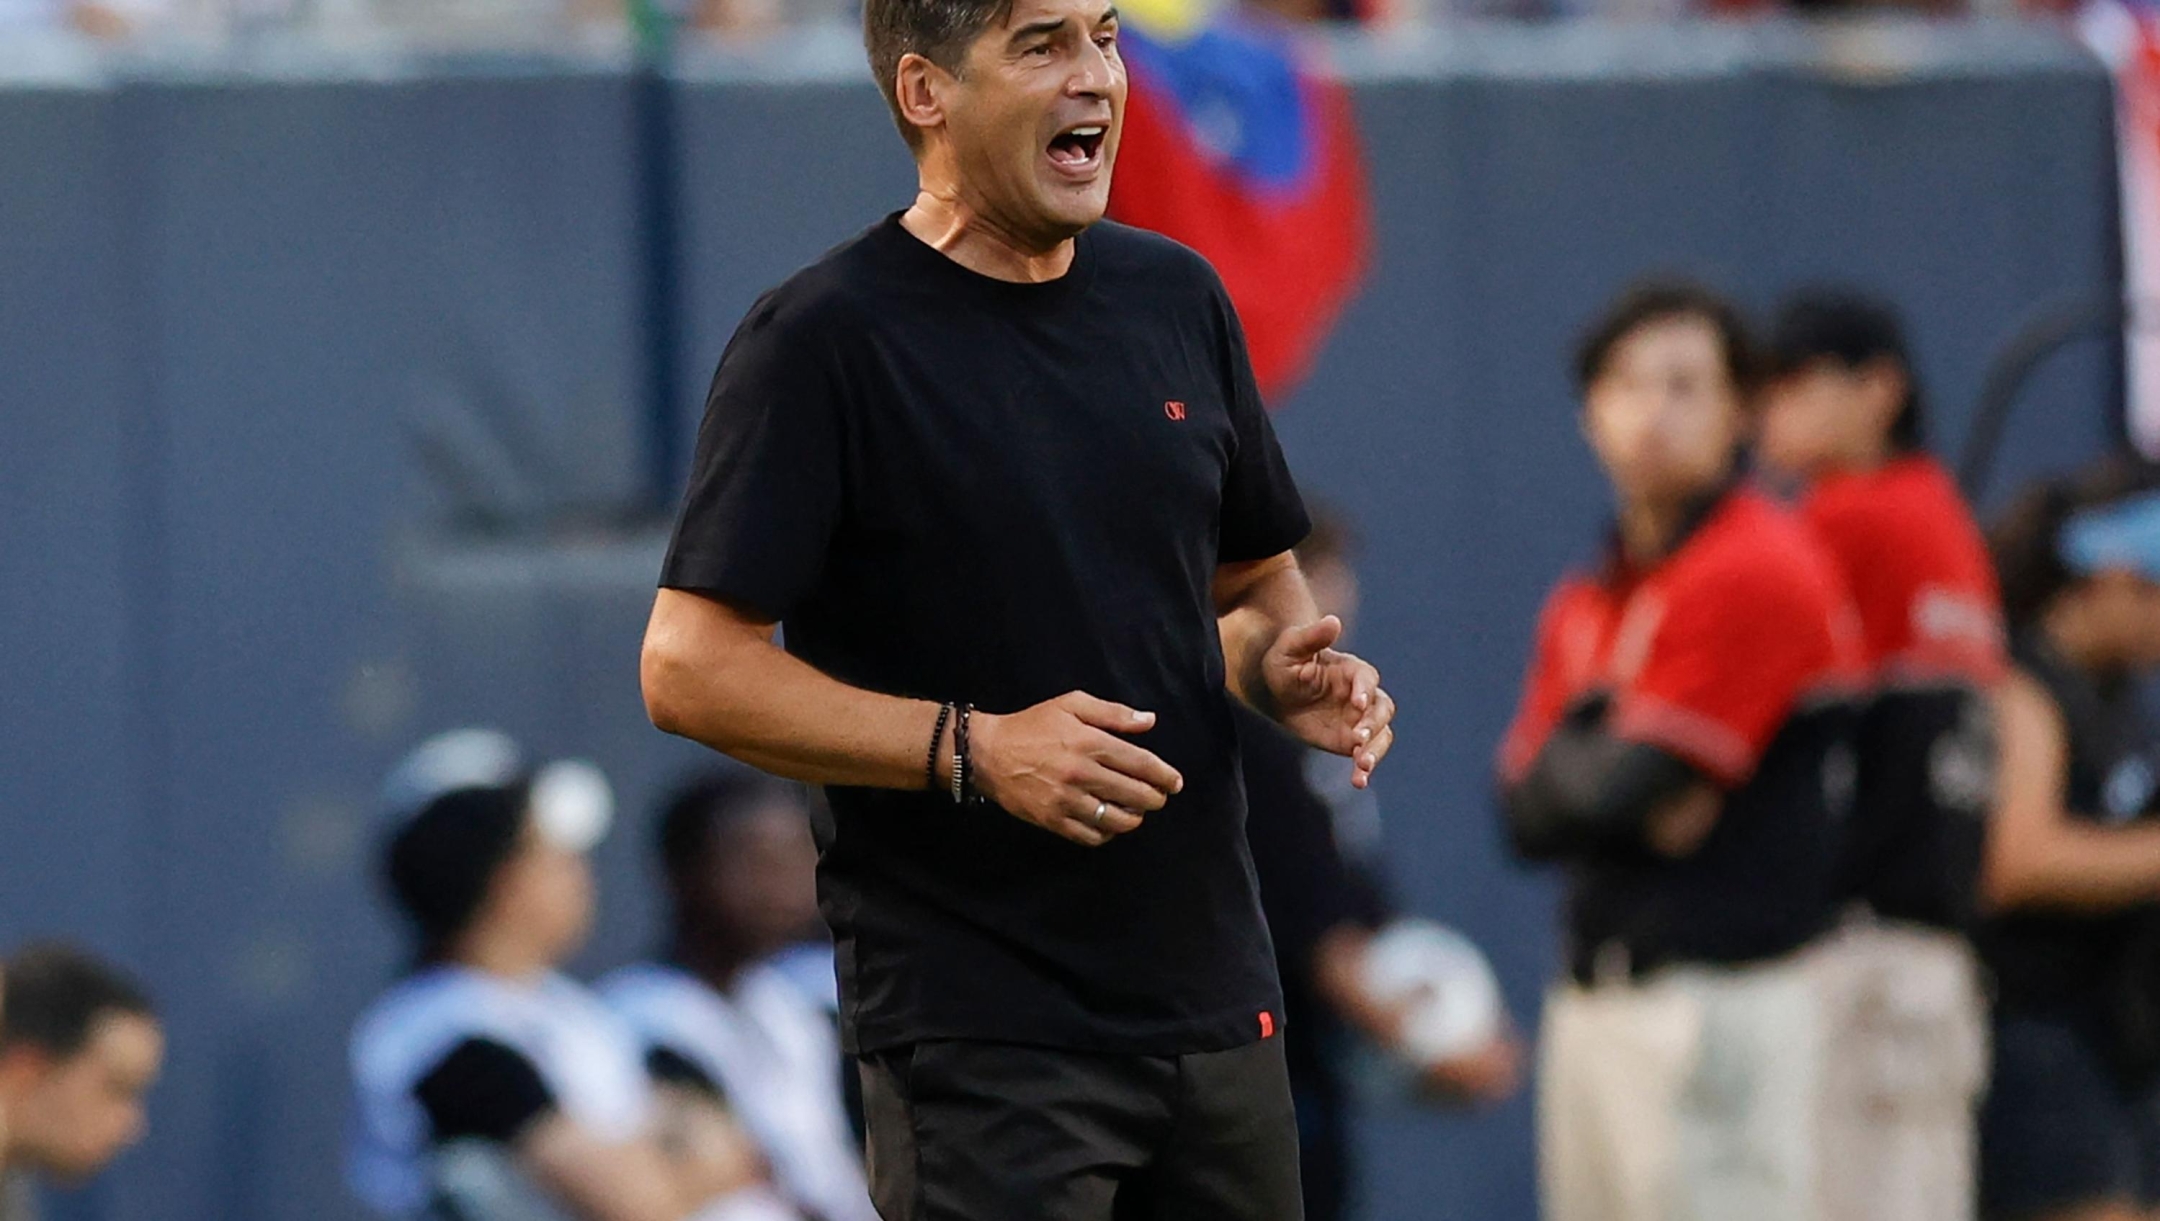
[[925, 702, 954, 794]]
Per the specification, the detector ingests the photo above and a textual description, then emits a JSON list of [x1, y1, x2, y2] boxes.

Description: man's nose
[[1070, 39, 1116, 96]]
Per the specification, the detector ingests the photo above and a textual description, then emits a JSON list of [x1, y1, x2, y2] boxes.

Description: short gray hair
[[863, 0, 1016, 150]]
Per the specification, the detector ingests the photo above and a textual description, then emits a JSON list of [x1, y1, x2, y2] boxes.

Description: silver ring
[[1092, 801, 1108, 828]]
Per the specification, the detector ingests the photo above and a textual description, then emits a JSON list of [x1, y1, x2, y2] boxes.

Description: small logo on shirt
[[1258, 1010, 1276, 1039], [1164, 400, 1188, 421]]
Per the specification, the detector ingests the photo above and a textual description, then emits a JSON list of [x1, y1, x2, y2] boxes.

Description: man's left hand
[[1261, 615, 1396, 788]]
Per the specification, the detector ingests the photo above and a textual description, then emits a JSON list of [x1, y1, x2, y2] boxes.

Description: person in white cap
[[346, 729, 793, 1221]]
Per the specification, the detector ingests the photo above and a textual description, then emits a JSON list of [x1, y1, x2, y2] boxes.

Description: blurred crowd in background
[[0, 0, 2100, 50]]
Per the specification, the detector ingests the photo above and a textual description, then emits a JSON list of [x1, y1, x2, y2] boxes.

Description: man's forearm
[[1987, 821, 2160, 912], [643, 590, 943, 791], [1216, 554, 1320, 716]]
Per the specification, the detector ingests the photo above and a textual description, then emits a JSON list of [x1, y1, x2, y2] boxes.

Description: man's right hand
[[969, 692, 1184, 847]]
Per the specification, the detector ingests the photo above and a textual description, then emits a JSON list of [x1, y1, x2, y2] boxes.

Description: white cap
[[381, 728, 614, 854]]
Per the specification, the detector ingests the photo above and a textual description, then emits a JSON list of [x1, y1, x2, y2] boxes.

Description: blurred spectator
[[349, 0, 624, 45], [0, 944, 161, 1221], [667, 0, 783, 37], [347, 729, 790, 1221], [1498, 282, 1860, 1221], [0, 0, 168, 39], [1757, 288, 2002, 1221], [601, 772, 877, 1221], [1239, 507, 1520, 1221], [1977, 461, 2160, 1221]]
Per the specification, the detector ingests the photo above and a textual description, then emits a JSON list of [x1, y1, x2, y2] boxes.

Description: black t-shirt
[[1982, 637, 2160, 1015], [661, 215, 1310, 1055], [413, 1038, 557, 1145]]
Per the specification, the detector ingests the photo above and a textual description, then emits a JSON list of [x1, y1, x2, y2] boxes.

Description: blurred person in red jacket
[[1756, 288, 2004, 1221], [1499, 281, 1863, 1221]]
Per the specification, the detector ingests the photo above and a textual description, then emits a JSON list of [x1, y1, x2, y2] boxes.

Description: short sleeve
[[660, 293, 847, 621], [1609, 562, 1844, 787], [1498, 581, 1601, 783], [1804, 465, 2005, 685], [1213, 288, 1310, 563], [413, 1038, 557, 1145]]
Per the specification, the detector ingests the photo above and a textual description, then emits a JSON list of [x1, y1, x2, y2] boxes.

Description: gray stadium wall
[[0, 22, 2121, 1221]]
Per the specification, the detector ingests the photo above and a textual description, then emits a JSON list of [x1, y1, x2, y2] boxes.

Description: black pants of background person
[[858, 1035, 1304, 1221], [1292, 1081, 1350, 1221], [1980, 1011, 2160, 1218]]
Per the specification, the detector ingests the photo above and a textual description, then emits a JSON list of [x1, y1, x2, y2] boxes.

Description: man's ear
[[894, 52, 952, 144]]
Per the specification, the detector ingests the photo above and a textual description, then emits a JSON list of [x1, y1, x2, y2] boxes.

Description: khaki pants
[[1540, 952, 1824, 1221], [1811, 920, 1986, 1221]]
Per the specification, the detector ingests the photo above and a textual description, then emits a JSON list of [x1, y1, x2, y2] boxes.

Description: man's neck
[[1617, 497, 1689, 566], [902, 189, 1076, 284], [1614, 465, 1736, 566], [1813, 438, 1896, 483], [673, 929, 754, 997], [447, 928, 553, 983]]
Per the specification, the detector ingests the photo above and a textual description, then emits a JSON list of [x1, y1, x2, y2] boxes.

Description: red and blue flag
[[1110, 14, 1371, 404]]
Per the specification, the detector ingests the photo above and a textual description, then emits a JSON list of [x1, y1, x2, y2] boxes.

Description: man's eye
[[1095, 31, 1118, 47], [1026, 42, 1055, 56]]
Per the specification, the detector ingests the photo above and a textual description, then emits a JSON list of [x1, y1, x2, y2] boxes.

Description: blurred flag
[[1109, 4, 1371, 404], [2083, 0, 2160, 456]]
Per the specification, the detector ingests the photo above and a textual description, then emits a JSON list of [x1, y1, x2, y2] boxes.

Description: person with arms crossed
[[0, 945, 160, 1221], [604, 771, 879, 1221], [1755, 288, 2003, 1221], [638, 0, 1396, 1213], [1976, 462, 2160, 1221], [1498, 282, 1863, 1221], [347, 730, 789, 1221]]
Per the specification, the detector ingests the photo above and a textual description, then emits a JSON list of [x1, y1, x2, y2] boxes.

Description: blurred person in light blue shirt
[[604, 770, 878, 1221]]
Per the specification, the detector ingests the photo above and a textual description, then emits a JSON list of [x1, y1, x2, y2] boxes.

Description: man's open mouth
[[1047, 123, 1108, 170]]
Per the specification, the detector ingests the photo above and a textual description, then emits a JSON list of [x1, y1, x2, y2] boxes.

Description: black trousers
[[857, 1035, 1305, 1221]]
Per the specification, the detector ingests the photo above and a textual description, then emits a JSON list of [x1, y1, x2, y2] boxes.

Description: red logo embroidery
[[1258, 1010, 1276, 1039], [1164, 400, 1188, 421]]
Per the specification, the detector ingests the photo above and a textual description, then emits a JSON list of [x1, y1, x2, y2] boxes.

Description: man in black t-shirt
[[639, 0, 1396, 1215]]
